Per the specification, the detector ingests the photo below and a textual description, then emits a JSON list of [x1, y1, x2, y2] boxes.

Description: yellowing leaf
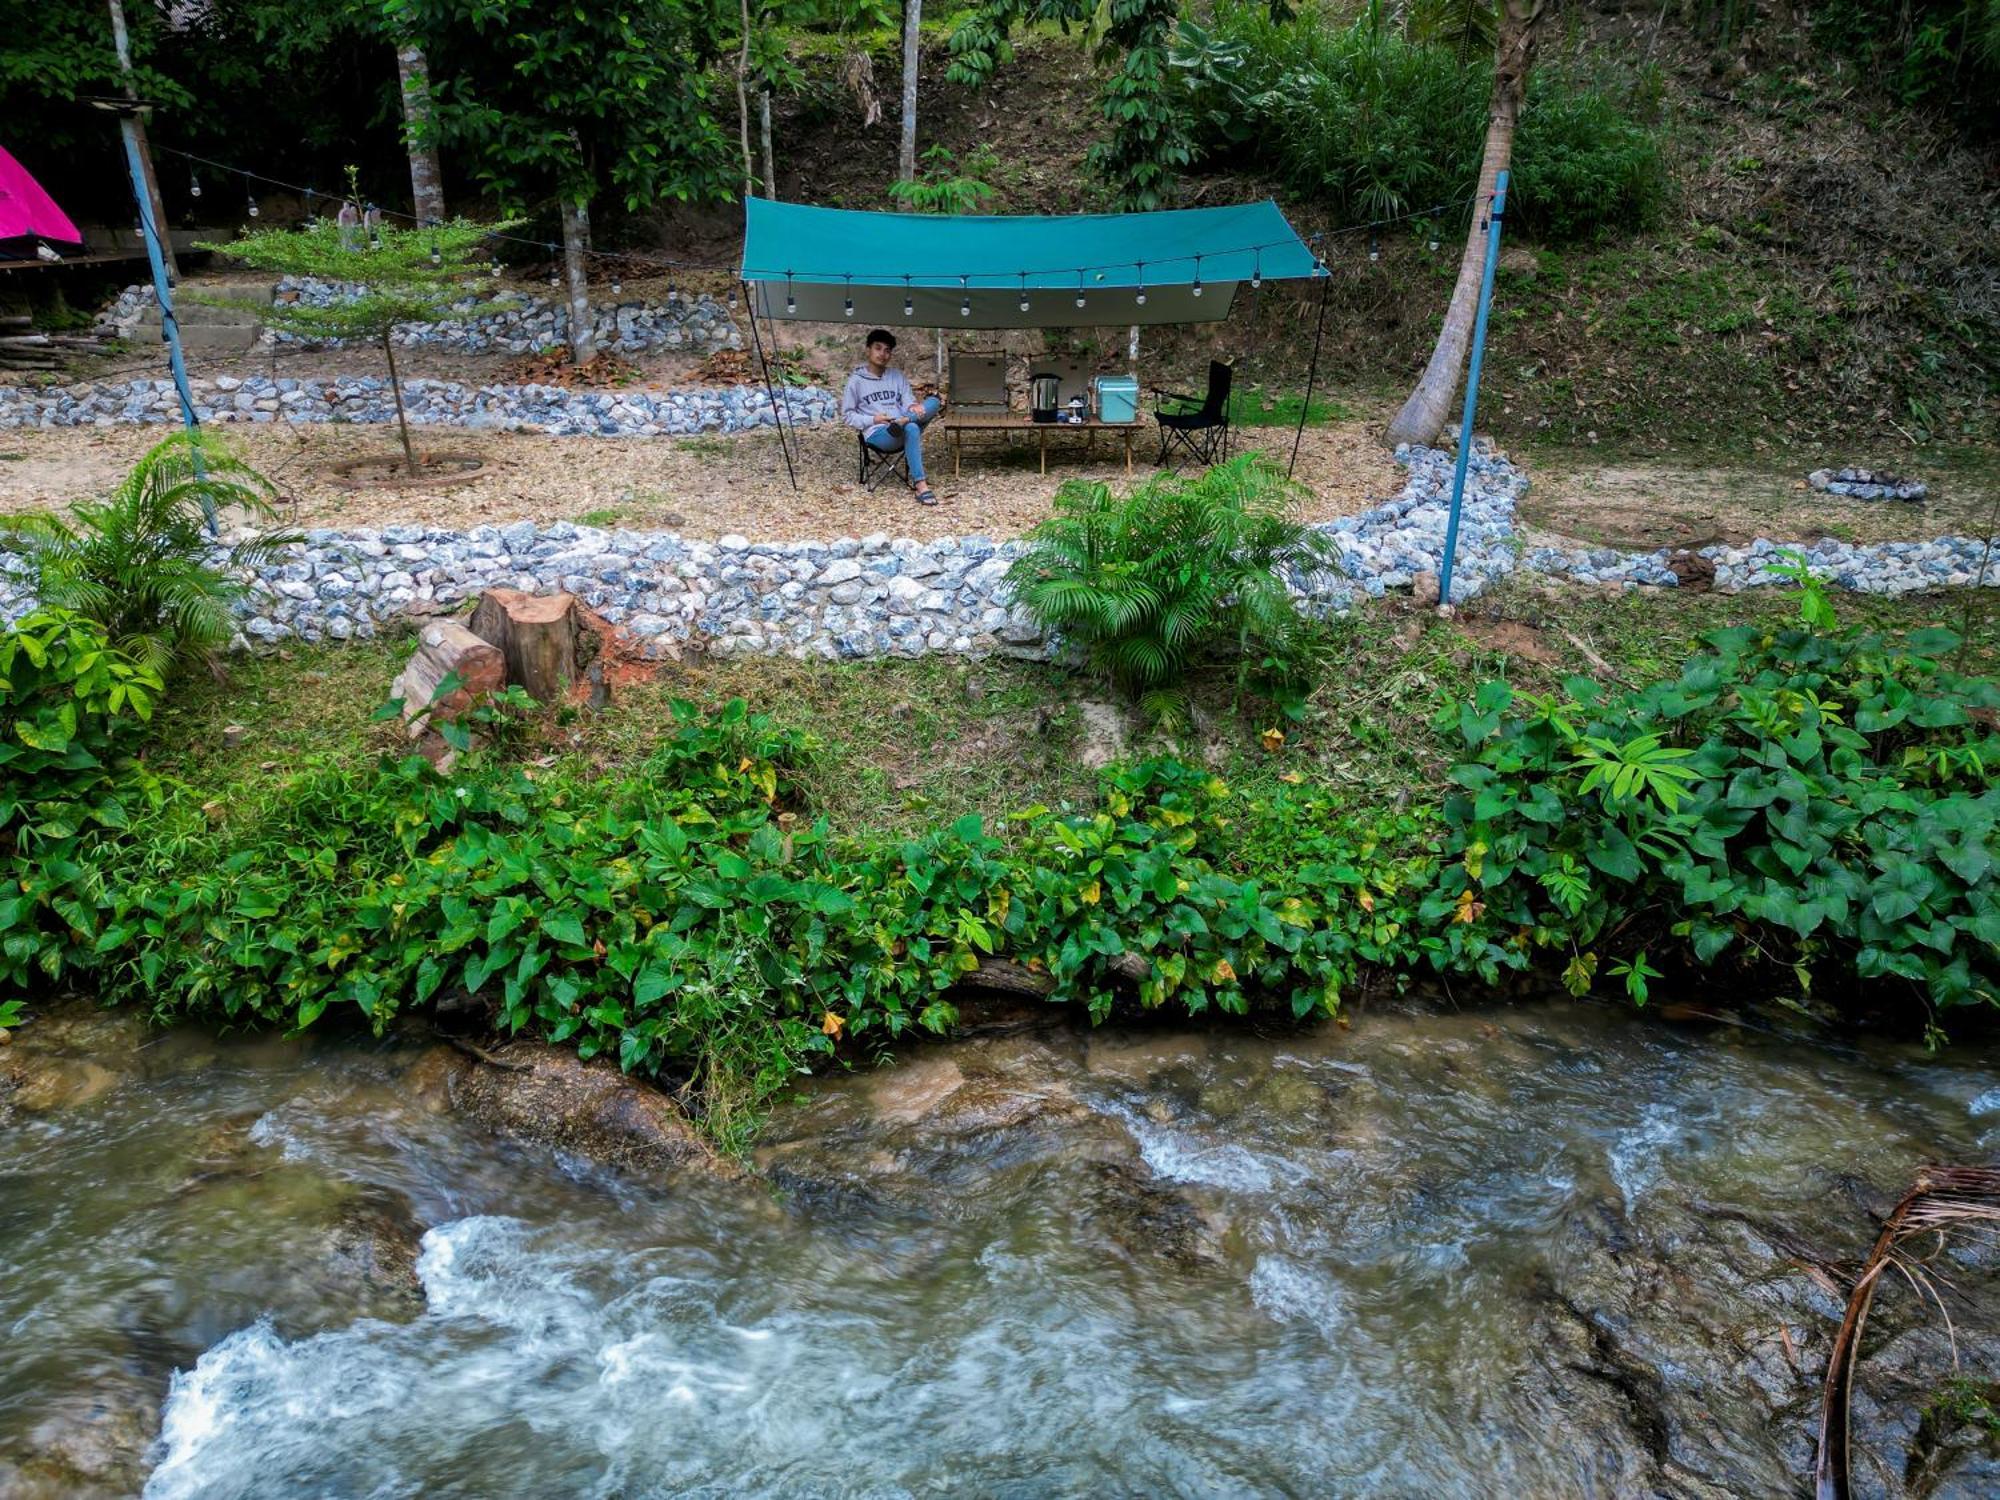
[[1259, 727, 1285, 753], [1079, 880, 1101, 906], [1210, 957, 1237, 984], [1278, 771, 1304, 784], [1453, 888, 1486, 925], [1357, 888, 1375, 913], [821, 1011, 846, 1039]]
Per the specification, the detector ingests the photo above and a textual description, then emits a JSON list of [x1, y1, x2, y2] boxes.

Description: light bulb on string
[[1190, 255, 1202, 299], [1427, 222, 1440, 253], [844, 275, 855, 318], [1017, 273, 1029, 314], [189, 170, 202, 200], [548, 244, 560, 288], [1368, 230, 1380, 263], [1251, 250, 1262, 291], [785, 271, 795, 316], [245, 178, 259, 219], [959, 275, 969, 318], [727, 285, 739, 310], [1075, 270, 1086, 310], [903, 276, 913, 319], [611, 265, 622, 295]]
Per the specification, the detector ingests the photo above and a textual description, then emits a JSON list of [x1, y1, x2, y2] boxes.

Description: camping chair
[[1152, 360, 1234, 468], [858, 430, 910, 491]]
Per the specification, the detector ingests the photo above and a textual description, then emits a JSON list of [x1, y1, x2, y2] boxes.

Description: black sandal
[[913, 483, 938, 506]]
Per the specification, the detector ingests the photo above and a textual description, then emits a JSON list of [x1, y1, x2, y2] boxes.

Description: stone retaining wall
[[102, 282, 743, 357], [0, 440, 1990, 662], [0, 375, 835, 439]]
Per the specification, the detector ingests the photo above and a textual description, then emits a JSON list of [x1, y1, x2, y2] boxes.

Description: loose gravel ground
[[0, 411, 1402, 540]]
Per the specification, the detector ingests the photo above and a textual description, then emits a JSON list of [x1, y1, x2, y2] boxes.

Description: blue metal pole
[[1437, 168, 1507, 608], [120, 125, 202, 446]]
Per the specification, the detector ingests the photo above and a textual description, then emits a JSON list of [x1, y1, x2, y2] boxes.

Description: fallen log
[[390, 620, 505, 735], [470, 588, 578, 705]]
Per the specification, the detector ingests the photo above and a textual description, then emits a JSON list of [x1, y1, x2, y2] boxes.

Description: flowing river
[[3, 998, 1998, 1498]]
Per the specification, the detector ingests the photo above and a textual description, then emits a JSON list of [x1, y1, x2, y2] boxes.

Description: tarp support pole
[[118, 109, 213, 529], [743, 279, 798, 493], [1438, 169, 1508, 609], [1287, 271, 1329, 480]]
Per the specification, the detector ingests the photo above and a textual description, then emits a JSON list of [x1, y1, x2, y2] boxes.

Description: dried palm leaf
[[1814, 1165, 2000, 1500]]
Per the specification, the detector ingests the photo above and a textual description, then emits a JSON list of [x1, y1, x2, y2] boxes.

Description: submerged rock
[[399, 1041, 733, 1179]]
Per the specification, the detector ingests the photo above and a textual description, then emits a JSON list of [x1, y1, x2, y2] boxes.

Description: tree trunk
[[558, 197, 595, 365], [106, 0, 178, 282], [394, 41, 446, 223], [898, 0, 922, 182], [1383, 0, 1544, 451], [381, 328, 418, 471], [470, 589, 579, 705], [759, 88, 776, 198], [392, 621, 505, 733], [736, 0, 756, 198]]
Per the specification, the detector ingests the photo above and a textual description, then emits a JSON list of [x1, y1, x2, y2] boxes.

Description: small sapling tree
[[201, 211, 519, 475]]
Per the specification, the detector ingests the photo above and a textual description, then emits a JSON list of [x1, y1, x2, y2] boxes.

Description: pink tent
[[0, 144, 83, 250]]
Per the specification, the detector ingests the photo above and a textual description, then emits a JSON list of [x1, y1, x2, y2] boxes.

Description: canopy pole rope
[[742, 279, 799, 492], [1287, 270, 1329, 481]]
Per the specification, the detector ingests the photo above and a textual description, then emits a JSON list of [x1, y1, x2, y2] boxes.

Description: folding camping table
[[945, 412, 1140, 476]]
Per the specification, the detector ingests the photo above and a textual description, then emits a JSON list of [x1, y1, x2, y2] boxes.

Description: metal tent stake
[[1437, 169, 1507, 608]]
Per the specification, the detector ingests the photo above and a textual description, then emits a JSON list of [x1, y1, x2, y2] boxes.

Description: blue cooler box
[[1093, 374, 1139, 424]]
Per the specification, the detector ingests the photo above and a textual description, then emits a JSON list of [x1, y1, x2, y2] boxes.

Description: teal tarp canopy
[[740, 197, 1321, 329]]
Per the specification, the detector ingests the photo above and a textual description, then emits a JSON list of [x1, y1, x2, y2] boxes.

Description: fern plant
[[1006, 454, 1338, 719], [0, 433, 297, 677]]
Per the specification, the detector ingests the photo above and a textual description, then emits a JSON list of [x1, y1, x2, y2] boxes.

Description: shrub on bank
[[1431, 605, 2000, 1022]]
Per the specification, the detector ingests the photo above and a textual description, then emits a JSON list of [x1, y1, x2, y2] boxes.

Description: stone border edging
[[0, 441, 1991, 660], [0, 375, 836, 439]]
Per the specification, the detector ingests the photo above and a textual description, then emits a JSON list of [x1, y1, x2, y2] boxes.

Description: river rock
[[399, 1041, 733, 1178]]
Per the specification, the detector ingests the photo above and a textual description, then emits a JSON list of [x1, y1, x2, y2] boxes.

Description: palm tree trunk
[[1384, 0, 1544, 450], [899, 0, 922, 182], [560, 197, 596, 365], [394, 41, 446, 223], [382, 328, 417, 472]]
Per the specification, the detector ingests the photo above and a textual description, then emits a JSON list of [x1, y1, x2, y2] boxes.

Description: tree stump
[[470, 589, 579, 705], [391, 621, 505, 736]]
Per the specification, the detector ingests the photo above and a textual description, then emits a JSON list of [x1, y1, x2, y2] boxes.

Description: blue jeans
[[864, 397, 941, 483]]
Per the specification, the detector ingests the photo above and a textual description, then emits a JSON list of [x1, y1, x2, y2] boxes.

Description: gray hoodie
[[841, 364, 916, 432]]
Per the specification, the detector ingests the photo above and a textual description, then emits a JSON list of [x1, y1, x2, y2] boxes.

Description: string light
[[1075, 270, 1086, 310], [843, 274, 854, 317], [304, 188, 318, 228], [245, 175, 258, 219], [903, 275, 913, 319], [1134, 261, 1146, 307], [1368, 230, 1380, 263], [548, 244, 560, 287], [428, 219, 441, 267], [1251, 250, 1262, 291], [611, 267, 623, 295], [959, 275, 969, 318], [1191, 255, 1202, 299], [785, 271, 795, 316], [189, 169, 202, 200], [1427, 224, 1440, 253], [1017, 272, 1029, 314]]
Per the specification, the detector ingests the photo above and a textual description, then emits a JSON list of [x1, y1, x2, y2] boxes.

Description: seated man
[[842, 329, 945, 505]]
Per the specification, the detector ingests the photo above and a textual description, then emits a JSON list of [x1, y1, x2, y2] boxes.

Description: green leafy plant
[[0, 432, 295, 677], [0, 609, 163, 992], [887, 143, 999, 214], [1432, 620, 2000, 1020], [1006, 454, 1339, 720]]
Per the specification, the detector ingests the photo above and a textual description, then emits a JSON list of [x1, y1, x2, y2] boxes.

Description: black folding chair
[[858, 430, 910, 491], [1152, 360, 1234, 469]]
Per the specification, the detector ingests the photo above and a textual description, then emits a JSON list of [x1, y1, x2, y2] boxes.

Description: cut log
[[391, 620, 505, 736], [469, 588, 578, 705]]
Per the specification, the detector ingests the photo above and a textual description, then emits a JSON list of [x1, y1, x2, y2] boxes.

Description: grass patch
[[147, 582, 2000, 844], [1227, 386, 1352, 428]]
